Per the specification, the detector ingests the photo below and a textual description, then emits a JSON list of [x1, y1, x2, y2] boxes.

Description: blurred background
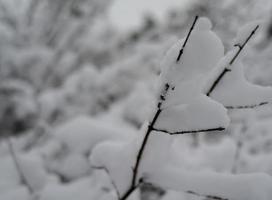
[[0, 0, 272, 200]]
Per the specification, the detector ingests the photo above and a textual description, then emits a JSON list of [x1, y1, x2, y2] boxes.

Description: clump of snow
[[233, 20, 262, 45], [90, 138, 137, 196], [204, 47, 272, 108], [156, 95, 230, 133], [149, 167, 272, 200], [0, 153, 47, 193], [159, 17, 224, 86], [0, 156, 21, 192], [53, 115, 130, 154], [0, 187, 29, 200], [16, 153, 47, 192], [39, 178, 111, 200], [45, 152, 91, 181]]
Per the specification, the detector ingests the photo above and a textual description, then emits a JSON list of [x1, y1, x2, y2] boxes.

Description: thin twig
[[206, 25, 259, 96], [229, 25, 259, 65], [152, 127, 225, 135], [131, 108, 162, 188], [226, 101, 268, 109], [7, 138, 34, 194], [176, 16, 199, 62]]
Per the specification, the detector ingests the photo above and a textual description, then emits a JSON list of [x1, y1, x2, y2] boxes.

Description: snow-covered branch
[[119, 16, 201, 200], [89, 17, 272, 200], [147, 166, 272, 200], [206, 25, 259, 97]]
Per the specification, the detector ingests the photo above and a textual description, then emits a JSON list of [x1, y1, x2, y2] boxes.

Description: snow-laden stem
[[206, 25, 259, 97], [7, 138, 34, 194], [120, 16, 199, 200]]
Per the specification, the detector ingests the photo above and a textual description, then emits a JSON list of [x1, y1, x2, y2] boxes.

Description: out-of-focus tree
[[0, 0, 118, 135]]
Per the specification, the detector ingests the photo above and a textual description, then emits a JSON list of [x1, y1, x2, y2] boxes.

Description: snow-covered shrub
[[89, 17, 272, 200]]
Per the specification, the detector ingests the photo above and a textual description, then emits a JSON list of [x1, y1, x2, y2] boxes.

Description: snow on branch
[[129, 15, 201, 193], [206, 25, 259, 97], [90, 17, 272, 200], [147, 167, 272, 200]]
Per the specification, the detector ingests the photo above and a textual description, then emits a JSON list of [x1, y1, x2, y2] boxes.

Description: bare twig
[[206, 25, 259, 97], [226, 101, 268, 109], [152, 127, 225, 135], [176, 16, 199, 62], [7, 138, 34, 194]]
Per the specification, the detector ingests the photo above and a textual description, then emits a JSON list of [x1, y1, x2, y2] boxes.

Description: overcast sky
[[109, 0, 190, 31]]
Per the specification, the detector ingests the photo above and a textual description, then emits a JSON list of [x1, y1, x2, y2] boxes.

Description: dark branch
[[120, 185, 138, 200], [131, 109, 162, 187], [119, 16, 201, 200], [229, 25, 259, 65], [206, 25, 259, 96], [187, 190, 229, 200], [152, 127, 225, 135], [206, 68, 231, 96], [91, 165, 121, 199], [176, 16, 199, 62], [226, 101, 269, 109]]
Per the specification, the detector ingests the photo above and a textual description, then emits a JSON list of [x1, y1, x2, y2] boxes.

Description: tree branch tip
[[176, 16, 199, 62]]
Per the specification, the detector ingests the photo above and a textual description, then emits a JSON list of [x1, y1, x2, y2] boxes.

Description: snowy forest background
[[1, 0, 272, 200]]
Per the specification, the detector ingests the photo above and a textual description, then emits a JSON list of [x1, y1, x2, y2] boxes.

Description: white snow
[[155, 95, 229, 133], [53, 116, 131, 154], [0, 187, 29, 200], [39, 178, 110, 200], [46, 152, 90, 181], [90, 138, 137, 196], [149, 167, 272, 200], [233, 20, 262, 45], [159, 17, 224, 86], [207, 55, 272, 108]]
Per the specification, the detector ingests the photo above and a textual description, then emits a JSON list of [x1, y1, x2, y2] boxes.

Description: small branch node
[[234, 43, 242, 49]]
